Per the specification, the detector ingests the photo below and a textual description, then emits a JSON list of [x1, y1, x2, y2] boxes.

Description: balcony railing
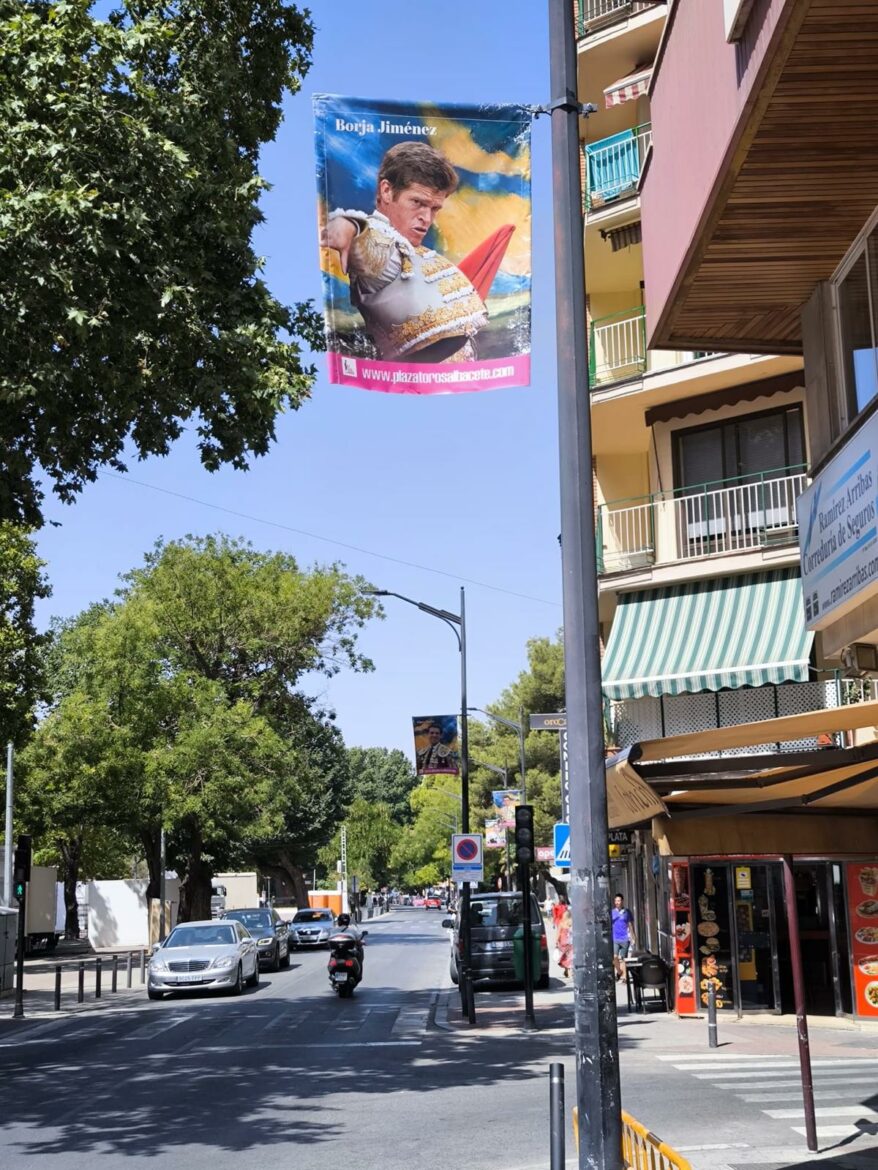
[[596, 468, 808, 574], [576, 1, 663, 36], [584, 123, 652, 211], [590, 305, 647, 384]]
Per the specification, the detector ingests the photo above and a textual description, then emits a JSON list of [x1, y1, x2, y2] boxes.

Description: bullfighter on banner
[[314, 94, 531, 394]]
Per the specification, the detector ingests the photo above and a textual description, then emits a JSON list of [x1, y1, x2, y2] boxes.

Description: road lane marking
[[765, 1106, 878, 1120]]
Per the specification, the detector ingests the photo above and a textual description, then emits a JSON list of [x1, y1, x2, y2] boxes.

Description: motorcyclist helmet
[[336, 914, 351, 929]]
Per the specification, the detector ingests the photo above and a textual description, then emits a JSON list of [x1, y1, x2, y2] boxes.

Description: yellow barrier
[[572, 1108, 692, 1170]]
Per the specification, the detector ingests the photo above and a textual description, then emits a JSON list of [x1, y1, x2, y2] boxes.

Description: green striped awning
[[601, 570, 813, 701]]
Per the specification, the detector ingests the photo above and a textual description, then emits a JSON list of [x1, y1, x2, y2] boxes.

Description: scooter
[[327, 930, 367, 997]]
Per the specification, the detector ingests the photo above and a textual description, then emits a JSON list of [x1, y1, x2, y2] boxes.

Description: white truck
[[214, 872, 259, 911], [0, 853, 59, 955]]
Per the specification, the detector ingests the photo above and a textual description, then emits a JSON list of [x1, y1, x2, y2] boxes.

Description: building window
[[673, 405, 805, 492], [833, 216, 878, 428]]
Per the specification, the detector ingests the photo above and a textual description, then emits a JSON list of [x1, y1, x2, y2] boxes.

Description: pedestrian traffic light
[[12, 834, 32, 902], [514, 805, 534, 865]]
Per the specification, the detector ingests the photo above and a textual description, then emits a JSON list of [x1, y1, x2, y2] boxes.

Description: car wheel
[[281, 943, 291, 968], [449, 956, 459, 985], [246, 958, 260, 988], [147, 987, 164, 1001], [269, 943, 281, 972], [230, 963, 244, 996], [536, 972, 550, 990]]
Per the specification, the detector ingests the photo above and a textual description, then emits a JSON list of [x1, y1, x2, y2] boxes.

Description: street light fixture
[[468, 706, 528, 804], [364, 586, 476, 1026]]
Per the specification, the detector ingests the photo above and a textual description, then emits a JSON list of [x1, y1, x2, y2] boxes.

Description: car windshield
[[293, 910, 332, 923], [469, 898, 536, 927], [165, 925, 238, 947], [225, 911, 272, 931]]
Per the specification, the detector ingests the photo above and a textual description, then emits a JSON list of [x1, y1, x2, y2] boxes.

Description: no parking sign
[[451, 834, 484, 883]]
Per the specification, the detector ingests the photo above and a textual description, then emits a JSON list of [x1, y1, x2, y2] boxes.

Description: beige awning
[[605, 700, 878, 827]]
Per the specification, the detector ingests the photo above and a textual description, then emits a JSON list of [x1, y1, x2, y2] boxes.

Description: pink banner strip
[[327, 352, 530, 395]]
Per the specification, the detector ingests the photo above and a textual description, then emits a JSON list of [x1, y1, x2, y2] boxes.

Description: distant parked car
[[148, 919, 259, 999], [424, 897, 442, 909], [223, 908, 290, 971], [289, 908, 336, 948]]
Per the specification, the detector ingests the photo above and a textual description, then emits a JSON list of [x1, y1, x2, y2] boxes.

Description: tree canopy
[[346, 746, 418, 824], [19, 535, 378, 920], [0, 522, 50, 745], [0, 0, 322, 525]]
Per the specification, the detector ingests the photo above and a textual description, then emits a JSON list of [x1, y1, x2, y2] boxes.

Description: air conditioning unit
[[841, 643, 878, 679]]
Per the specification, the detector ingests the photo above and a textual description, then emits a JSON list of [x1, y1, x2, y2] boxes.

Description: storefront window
[[691, 863, 736, 1012], [838, 241, 878, 421]]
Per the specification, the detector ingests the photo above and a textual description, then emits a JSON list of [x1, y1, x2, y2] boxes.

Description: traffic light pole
[[13, 882, 25, 1019], [548, 0, 623, 1166], [4, 742, 13, 906], [519, 857, 537, 1031]]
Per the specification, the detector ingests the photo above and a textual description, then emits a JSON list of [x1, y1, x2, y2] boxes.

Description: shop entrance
[[686, 859, 853, 1017]]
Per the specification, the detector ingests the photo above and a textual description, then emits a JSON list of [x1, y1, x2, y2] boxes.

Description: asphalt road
[[0, 909, 573, 1170], [3, 909, 877, 1170]]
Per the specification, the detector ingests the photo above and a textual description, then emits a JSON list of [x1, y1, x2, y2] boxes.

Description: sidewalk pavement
[[0, 940, 150, 1024]]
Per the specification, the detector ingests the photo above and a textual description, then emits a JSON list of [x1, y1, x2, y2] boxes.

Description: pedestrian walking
[[612, 893, 636, 982], [555, 907, 573, 979]]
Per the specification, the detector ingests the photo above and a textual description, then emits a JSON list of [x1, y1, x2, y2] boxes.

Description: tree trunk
[[58, 834, 82, 939], [141, 827, 161, 903], [177, 829, 212, 921], [270, 851, 312, 908]]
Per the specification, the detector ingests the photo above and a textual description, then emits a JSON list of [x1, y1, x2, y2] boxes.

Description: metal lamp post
[[364, 586, 476, 1026], [469, 707, 528, 805], [474, 759, 514, 889]]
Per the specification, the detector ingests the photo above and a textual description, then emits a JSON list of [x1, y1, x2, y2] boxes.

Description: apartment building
[[576, 1, 878, 1022]]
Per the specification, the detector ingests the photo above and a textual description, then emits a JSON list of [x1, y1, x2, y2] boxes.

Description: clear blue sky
[[34, 1, 562, 760]]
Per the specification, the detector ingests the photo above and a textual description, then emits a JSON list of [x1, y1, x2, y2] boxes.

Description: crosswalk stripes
[[656, 1052, 878, 1144]]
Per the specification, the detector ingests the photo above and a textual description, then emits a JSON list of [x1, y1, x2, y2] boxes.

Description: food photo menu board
[[670, 862, 696, 1014], [691, 863, 735, 1011], [846, 862, 878, 1018]]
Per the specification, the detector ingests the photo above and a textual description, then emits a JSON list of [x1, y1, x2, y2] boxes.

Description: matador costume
[[329, 209, 513, 364]]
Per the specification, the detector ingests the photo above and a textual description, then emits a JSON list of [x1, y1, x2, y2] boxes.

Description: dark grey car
[[223, 908, 290, 971], [445, 891, 549, 989]]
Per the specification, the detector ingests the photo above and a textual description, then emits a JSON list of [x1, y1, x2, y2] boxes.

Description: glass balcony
[[576, 1, 663, 38], [596, 468, 808, 575], [584, 123, 652, 211]]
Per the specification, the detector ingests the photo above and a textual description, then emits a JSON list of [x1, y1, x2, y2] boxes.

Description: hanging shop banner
[[484, 819, 507, 850], [412, 715, 460, 776], [314, 93, 531, 394], [491, 789, 523, 829], [846, 862, 878, 1017]]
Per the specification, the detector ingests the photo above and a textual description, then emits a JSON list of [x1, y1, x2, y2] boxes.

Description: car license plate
[[175, 973, 205, 983], [333, 972, 349, 983]]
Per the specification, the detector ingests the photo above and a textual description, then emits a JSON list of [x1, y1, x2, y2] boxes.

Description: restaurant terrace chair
[[633, 955, 668, 1012]]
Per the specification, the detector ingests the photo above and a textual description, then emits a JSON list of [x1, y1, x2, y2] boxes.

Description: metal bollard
[[707, 982, 718, 1048], [549, 1062, 565, 1170], [139, 949, 146, 984], [111, 954, 118, 993], [54, 965, 62, 1012], [95, 956, 102, 999], [126, 952, 132, 988], [77, 961, 85, 1003]]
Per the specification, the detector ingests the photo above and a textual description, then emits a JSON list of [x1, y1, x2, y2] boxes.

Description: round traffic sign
[[455, 837, 479, 861]]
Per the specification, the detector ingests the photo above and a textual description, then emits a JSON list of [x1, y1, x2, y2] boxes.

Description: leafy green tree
[[20, 536, 378, 920], [347, 746, 418, 823], [0, 0, 321, 525], [0, 522, 50, 744], [319, 797, 401, 893]]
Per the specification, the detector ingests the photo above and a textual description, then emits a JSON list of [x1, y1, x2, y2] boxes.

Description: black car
[[223, 908, 291, 971], [445, 891, 549, 989]]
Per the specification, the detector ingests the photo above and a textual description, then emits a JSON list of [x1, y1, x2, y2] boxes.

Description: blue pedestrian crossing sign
[[553, 822, 570, 870]]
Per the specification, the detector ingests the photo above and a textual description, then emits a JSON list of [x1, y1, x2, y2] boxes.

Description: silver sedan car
[[289, 908, 336, 948], [148, 919, 259, 999]]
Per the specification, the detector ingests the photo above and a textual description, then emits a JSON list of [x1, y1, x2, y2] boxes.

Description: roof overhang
[[649, 0, 878, 354], [606, 700, 878, 828]]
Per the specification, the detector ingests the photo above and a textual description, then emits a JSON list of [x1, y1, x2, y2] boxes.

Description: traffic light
[[514, 805, 534, 865], [12, 835, 32, 903]]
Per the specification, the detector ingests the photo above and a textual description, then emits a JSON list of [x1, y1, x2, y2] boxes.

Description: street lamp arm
[[364, 589, 461, 647], [468, 706, 521, 734]]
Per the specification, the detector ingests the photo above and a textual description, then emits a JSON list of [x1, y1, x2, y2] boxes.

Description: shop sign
[[845, 862, 878, 1017], [799, 413, 878, 630], [735, 866, 752, 891]]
